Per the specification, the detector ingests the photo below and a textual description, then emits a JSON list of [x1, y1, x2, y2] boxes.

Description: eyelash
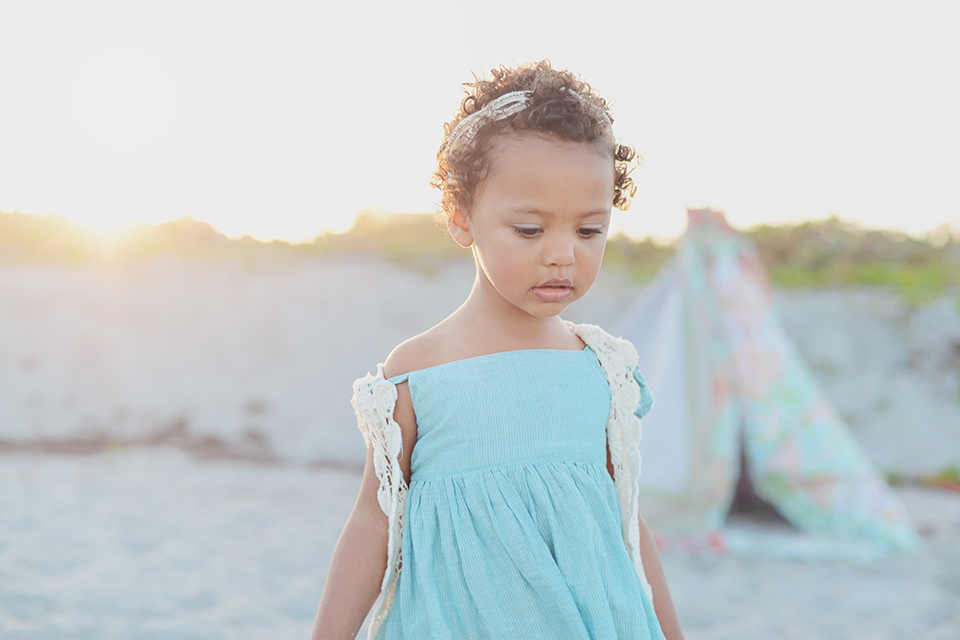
[[578, 228, 605, 238], [512, 227, 606, 239]]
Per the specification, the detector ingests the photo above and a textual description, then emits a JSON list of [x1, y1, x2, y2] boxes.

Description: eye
[[513, 226, 542, 238], [578, 226, 606, 238]]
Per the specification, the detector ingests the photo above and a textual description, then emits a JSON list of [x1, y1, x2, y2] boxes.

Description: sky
[[1, 0, 958, 243]]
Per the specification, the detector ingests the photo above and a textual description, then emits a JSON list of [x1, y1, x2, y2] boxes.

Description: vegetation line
[[2, 210, 958, 302]]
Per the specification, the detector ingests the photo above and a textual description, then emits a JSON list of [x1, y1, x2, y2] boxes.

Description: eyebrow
[[506, 206, 610, 218]]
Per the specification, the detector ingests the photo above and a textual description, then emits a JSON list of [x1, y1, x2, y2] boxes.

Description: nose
[[544, 233, 575, 267]]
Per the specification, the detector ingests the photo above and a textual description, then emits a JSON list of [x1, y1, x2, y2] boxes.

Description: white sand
[[0, 256, 640, 467], [2, 256, 959, 638], [665, 484, 960, 639], [1, 449, 957, 639], [1, 256, 958, 473], [776, 288, 960, 474], [0, 449, 347, 639]]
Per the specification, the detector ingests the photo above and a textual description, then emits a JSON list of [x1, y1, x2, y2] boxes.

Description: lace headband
[[446, 89, 612, 151]]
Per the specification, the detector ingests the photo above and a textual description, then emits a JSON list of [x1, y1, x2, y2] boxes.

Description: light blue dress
[[377, 347, 665, 639]]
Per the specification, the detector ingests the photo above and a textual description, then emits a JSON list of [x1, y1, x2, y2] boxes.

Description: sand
[[1, 256, 957, 473], [1, 448, 957, 639], [0, 256, 643, 466], [2, 255, 959, 638]]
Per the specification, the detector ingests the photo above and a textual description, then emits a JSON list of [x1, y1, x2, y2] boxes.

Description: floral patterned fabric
[[627, 209, 918, 552]]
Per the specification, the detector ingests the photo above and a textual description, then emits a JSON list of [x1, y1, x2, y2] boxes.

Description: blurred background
[[1, 1, 959, 638]]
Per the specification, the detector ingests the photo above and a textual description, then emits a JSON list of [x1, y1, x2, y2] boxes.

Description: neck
[[452, 269, 577, 351]]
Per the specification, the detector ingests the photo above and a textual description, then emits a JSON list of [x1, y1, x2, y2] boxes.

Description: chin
[[526, 301, 575, 318]]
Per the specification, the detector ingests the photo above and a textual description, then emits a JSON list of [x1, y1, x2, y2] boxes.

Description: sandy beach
[[1, 449, 957, 639], [1, 255, 959, 638], [2, 255, 957, 472]]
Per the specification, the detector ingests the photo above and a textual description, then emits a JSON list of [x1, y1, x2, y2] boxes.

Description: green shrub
[[2, 210, 957, 301]]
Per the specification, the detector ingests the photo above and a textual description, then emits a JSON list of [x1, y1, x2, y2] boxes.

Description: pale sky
[[1, 0, 958, 242]]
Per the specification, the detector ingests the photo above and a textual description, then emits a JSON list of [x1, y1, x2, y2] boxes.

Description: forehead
[[488, 131, 613, 167], [476, 134, 615, 211]]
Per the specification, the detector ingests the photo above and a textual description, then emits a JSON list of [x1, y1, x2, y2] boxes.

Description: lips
[[531, 278, 573, 302]]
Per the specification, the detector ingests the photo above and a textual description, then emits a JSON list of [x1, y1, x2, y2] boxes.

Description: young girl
[[311, 61, 683, 640]]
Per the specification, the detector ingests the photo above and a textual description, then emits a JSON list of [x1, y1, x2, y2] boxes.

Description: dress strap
[[633, 366, 655, 420], [351, 364, 408, 637]]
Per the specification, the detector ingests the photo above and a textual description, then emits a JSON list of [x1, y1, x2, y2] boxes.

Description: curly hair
[[432, 60, 637, 221]]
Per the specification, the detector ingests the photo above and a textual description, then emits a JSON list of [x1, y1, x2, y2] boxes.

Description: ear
[[447, 208, 474, 248]]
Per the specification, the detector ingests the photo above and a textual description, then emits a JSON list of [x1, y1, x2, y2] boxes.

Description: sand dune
[[2, 255, 959, 639], [1, 256, 957, 473]]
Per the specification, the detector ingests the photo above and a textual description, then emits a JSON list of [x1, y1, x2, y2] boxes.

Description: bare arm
[[309, 446, 389, 640], [311, 375, 417, 640], [606, 450, 684, 640], [638, 511, 685, 640]]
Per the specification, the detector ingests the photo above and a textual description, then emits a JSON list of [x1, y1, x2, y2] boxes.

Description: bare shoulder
[[382, 335, 432, 380], [379, 322, 463, 483], [382, 322, 459, 379]]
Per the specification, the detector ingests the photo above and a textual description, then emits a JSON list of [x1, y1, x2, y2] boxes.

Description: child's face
[[450, 133, 614, 320]]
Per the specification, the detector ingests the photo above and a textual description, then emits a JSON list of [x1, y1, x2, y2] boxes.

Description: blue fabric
[[633, 366, 654, 421], [380, 347, 664, 640]]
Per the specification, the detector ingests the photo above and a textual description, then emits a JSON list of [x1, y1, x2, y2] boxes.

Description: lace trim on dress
[[351, 364, 408, 635], [353, 324, 650, 638], [566, 321, 652, 597]]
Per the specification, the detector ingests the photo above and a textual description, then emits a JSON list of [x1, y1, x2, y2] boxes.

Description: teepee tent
[[616, 209, 918, 553]]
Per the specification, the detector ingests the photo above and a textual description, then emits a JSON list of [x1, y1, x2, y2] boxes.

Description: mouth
[[531, 278, 573, 302]]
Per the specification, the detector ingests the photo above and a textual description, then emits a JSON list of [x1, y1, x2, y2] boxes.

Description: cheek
[[488, 245, 528, 277], [475, 238, 533, 285], [578, 244, 607, 284], [582, 241, 606, 267]]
